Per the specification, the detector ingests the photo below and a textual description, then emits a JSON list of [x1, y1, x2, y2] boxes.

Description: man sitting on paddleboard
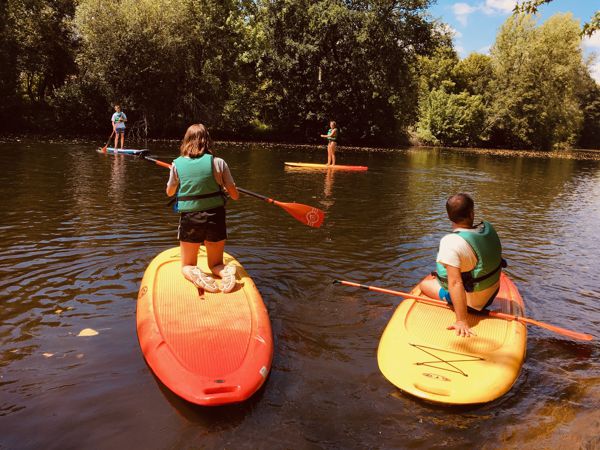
[[419, 193, 505, 338], [111, 104, 127, 150]]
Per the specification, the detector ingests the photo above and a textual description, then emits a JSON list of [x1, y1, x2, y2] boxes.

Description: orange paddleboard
[[284, 162, 368, 171], [137, 247, 273, 405]]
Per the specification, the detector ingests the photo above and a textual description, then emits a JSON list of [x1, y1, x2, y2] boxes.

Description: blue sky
[[427, 0, 600, 80]]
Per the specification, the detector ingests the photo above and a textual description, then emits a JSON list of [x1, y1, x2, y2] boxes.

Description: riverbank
[[2, 133, 599, 161]]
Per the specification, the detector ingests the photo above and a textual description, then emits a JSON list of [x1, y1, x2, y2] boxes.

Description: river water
[[1, 140, 598, 449]]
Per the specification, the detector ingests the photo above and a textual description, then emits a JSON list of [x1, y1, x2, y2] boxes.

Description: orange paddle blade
[[333, 280, 594, 342], [274, 200, 325, 228]]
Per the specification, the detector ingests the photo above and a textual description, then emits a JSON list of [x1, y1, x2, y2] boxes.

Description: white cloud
[[478, 45, 491, 54], [445, 23, 463, 38], [452, 28, 463, 38], [452, 2, 478, 26], [583, 33, 600, 50], [452, 1, 515, 26], [482, 0, 516, 14], [456, 45, 467, 56]]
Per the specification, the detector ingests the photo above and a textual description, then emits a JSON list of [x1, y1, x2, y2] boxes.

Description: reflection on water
[[0, 141, 598, 449]]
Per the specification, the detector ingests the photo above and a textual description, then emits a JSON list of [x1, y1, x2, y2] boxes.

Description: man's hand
[[447, 320, 476, 337]]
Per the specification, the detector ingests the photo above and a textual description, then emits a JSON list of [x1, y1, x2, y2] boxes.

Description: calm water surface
[[1, 141, 599, 449]]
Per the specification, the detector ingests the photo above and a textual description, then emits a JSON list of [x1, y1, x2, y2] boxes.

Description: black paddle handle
[[237, 187, 273, 203]]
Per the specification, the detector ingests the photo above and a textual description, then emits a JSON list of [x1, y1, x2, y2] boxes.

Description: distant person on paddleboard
[[419, 193, 505, 338], [166, 123, 240, 293], [111, 104, 127, 150], [320, 121, 338, 166]]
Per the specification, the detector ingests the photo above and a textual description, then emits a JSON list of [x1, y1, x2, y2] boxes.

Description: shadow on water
[[153, 371, 269, 427]]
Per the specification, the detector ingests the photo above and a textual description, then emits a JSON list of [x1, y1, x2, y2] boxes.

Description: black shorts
[[177, 206, 227, 243]]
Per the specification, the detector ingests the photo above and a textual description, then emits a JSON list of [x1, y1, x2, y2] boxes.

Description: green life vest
[[173, 154, 224, 212], [435, 221, 503, 292], [327, 128, 337, 142]]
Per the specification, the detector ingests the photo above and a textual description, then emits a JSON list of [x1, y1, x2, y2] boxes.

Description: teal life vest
[[172, 154, 224, 212], [435, 221, 504, 292], [327, 128, 337, 142]]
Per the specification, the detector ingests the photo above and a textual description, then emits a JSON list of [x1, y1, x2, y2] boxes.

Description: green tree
[[0, 0, 19, 128], [253, 0, 437, 144], [0, 0, 78, 132], [414, 39, 492, 147], [12, 0, 77, 105], [576, 66, 600, 148], [514, 1, 599, 37], [74, 0, 254, 136], [416, 41, 458, 95], [416, 89, 486, 147], [488, 14, 584, 149], [452, 53, 493, 97]]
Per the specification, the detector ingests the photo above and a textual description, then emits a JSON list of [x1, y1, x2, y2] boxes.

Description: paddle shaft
[[237, 187, 274, 204], [101, 130, 115, 152], [145, 156, 172, 169], [334, 280, 593, 341]]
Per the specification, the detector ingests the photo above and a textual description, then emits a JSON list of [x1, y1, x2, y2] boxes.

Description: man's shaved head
[[446, 193, 474, 224]]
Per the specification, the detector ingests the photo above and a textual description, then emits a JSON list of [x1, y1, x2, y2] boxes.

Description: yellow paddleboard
[[377, 273, 527, 405]]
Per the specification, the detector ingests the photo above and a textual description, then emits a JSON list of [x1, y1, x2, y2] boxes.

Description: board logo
[[305, 208, 321, 227], [138, 286, 148, 299], [422, 372, 451, 382]]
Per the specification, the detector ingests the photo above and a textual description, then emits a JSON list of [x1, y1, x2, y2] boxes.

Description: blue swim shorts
[[438, 287, 499, 311], [439, 287, 452, 304], [115, 128, 125, 134]]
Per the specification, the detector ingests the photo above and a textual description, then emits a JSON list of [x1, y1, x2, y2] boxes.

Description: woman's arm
[[166, 165, 178, 196], [225, 183, 239, 200], [214, 158, 239, 200]]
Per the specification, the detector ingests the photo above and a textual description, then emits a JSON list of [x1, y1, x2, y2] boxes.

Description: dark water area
[[1, 140, 599, 449]]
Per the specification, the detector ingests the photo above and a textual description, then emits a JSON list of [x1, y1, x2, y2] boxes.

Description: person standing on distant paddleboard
[[111, 105, 127, 150], [419, 193, 505, 338], [166, 123, 240, 294], [320, 121, 338, 166]]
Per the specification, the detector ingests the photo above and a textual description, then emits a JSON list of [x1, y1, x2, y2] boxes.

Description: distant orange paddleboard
[[137, 247, 273, 406], [284, 162, 368, 171]]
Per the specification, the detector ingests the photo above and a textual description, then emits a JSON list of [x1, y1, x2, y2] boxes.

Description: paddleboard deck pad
[[377, 273, 526, 405], [284, 162, 368, 171], [137, 247, 273, 406], [98, 147, 149, 156]]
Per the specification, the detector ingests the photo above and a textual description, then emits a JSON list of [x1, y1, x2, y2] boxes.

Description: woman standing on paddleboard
[[320, 120, 338, 166], [166, 124, 240, 293], [111, 104, 127, 150]]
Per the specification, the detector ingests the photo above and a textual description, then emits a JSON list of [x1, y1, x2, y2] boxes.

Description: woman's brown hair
[[180, 124, 214, 157]]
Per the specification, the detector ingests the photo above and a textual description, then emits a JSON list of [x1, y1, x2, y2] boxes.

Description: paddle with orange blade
[[100, 130, 115, 153], [143, 156, 325, 228], [333, 279, 593, 341], [236, 187, 324, 228]]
